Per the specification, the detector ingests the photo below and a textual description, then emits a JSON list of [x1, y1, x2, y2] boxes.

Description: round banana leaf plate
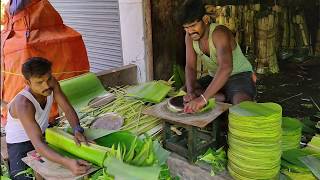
[[90, 112, 124, 130]]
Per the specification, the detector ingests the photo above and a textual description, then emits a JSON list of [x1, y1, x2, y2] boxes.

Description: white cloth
[[5, 89, 53, 143]]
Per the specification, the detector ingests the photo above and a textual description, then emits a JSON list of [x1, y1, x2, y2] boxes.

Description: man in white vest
[[5, 57, 90, 179]]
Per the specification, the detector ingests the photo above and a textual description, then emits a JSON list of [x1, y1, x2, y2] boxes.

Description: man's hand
[[183, 93, 197, 103], [74, 131, 89, 146], [184, 96, 207, 113], [64, 158, 91, 175]]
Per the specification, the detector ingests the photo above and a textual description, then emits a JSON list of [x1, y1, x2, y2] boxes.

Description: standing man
[[177, 0, 256, 113], [5, 57, 90, 179]]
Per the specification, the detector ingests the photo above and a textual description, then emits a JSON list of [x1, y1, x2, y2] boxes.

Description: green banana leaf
[[305, 134, 320, 153], [196, 147, 227, 176], [153, 141, 171, 165], [104, 157, 161, 180], [281, 159, 310, 173], [173, 64, 185, 89], [281, 148, 320, 174], [126, 81, 171, 103], [84, 129, 118, 141], [0, 176, 11, 180], [282, 170, 317, 180], [95, 131, 144, 151], [199, 98, 216, 112], [282, 117, 303, 151], [59, 72, 107, 110], [299, 155, 320, 179]]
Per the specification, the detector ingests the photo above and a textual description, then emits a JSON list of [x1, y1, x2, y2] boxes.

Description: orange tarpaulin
[[1, 0, 90, 125]]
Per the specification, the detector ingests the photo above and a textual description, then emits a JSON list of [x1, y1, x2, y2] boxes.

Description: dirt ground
[[256, 56, 320, 120]]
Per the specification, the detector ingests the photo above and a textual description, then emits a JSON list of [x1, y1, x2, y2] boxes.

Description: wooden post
[[143, 0, 154, 81]]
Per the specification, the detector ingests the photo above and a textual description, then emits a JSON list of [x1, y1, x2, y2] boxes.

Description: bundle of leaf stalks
[[60, 86, 163, 140], [243, 4, 260, 55], [227, 102, 282, 180], [255, 10, 279, 74]]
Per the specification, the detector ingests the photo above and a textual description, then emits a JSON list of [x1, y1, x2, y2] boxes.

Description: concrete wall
[[119, 0, 147, 82]]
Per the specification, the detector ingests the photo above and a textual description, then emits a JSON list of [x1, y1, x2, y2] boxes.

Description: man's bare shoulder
[[10, 94, 35, 118], [212, 25, 232, 39]]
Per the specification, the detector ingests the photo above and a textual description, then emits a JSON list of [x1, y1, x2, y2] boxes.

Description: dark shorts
[[197, 71, 256, 103], [7, 141, 35, 180]]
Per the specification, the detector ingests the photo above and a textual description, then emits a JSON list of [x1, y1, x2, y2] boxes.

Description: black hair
[[176, 0, 205, 25], [22, 57, 52, 80]]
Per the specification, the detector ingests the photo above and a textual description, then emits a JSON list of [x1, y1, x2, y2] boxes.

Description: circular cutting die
[[167, 96, 185, 113]]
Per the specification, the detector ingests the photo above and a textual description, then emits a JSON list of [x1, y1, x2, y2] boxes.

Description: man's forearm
[[185, 66, 197, 93], [33, 140, 69, 167], [64, 107, 80, 129]]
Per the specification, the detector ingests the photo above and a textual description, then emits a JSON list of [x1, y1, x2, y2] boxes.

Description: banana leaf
[[0, 176, 10, 180], [301, 117, 318, 134], [305, 134, 320, 153], [196, 147, 227, 176], [299, 155, 320, 179], [126, 81, 171, 103], [199, 98, 216, 113], [84, 129, 118, 141], [45, 128, 110, 166], [281, 159, 310, 173], [173, 64, 185, 89], [104, 157, 161, 180], [59, 72, 107, 110], [64, 127, 117, 141], [153, 141, 171, 165], [281, 148, 320, 173], [282, 170, 317, 180], [95, 131, 144, 151], [94, 131, 170, 165], [282, 117, 303, 151]]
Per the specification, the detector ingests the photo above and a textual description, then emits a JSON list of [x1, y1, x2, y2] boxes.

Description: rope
[[1, 70, 89, 76]]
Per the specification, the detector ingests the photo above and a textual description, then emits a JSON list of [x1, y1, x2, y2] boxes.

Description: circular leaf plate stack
[[228, 101, 282, 180]]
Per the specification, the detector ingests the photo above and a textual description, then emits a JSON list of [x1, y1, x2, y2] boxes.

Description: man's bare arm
[[203, 26, 233, 100], [16, 99, 71, 166], [51, 78, 80, 129], [15, 97, 90, 175], [185, 33, 198, 94]]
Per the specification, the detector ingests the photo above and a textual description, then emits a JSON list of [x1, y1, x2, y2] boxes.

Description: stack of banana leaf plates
[[281, 117, 302, 151], [228, 101, 282, 180]]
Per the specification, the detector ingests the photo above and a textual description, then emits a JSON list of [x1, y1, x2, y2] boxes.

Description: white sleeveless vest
[[5, 89, 53, 143]]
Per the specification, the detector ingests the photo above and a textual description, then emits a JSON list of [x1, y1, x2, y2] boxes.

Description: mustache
[[190, 32, 199, 36], [43, 88, 53, 93]]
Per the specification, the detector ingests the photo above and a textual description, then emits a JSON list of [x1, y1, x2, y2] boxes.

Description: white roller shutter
[[49, 0, 123, 72]]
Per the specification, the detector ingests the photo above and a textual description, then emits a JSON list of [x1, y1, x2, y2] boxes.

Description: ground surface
[[256, 56, 320, 119]]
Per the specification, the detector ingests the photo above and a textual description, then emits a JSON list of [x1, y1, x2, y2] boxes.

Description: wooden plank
[[143, 100, 231, 128], [143, 0, 154, 81], [167, 153, 232, 180], [22, 150, 98, 180]]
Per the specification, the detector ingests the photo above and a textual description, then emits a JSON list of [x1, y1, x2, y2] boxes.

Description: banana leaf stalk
[[45, 128, 110, 167]]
